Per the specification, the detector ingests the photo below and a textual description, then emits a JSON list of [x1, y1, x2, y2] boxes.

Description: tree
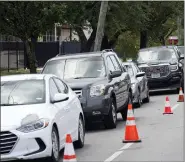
[[0, 1, 64, 73], [60, 1, 101, 52]]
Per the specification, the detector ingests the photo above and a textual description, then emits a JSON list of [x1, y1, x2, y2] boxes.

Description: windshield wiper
[[1, 104, 15, 106], [72, 76, 96, 79], [0, 103, 23, 106]]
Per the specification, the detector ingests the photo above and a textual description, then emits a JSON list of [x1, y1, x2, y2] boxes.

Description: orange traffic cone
[[163, 96, 173, 115], [177, 87, 184, 102], [122, 104, 141, 143], [63, 134, 77, 162]]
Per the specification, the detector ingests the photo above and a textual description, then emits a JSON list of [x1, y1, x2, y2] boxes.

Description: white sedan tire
[[74, 116, 85, 148], [45, 126, 60, 162]]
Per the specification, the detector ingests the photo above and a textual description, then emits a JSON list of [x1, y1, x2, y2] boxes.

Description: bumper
[[79, 95, 111, 123], [148, 72, 182, 91], [1, 127, 52, 161]]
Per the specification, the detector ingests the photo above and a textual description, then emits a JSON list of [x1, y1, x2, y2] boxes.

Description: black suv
[[136, 46, 184, 92], [41, 49, 132, 129]]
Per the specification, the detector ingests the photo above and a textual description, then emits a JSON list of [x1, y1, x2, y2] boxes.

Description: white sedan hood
[[1, 104, 51, 131]]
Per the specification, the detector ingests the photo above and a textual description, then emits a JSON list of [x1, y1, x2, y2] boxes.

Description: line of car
[[1, 45, 184, 162]]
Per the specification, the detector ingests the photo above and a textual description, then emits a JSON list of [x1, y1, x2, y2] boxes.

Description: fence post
[[24, 41, 27, 69], [16, 41, 18, 70], [8, 41, 10, 72]]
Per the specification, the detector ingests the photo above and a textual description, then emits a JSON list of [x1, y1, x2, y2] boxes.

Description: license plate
[[151, 73, 160, 78]]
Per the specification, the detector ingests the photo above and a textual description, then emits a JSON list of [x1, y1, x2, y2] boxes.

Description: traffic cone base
[[163, 112, 173, 115], [122, 104, 141, 143], [177, 87, 184, 102], [63, 134, 77, 162], [163, 96, 173, 115], [123, 139, 142, 143], [177, 97, 184, 102]]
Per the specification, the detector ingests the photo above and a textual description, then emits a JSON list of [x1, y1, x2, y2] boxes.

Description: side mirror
[[136, 72, 145, 78], [51, 93, 69, 103], [109, 71, 122, 79], [179, 54, 184, 60]]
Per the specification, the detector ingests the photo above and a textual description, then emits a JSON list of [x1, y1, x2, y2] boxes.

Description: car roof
[[122, 61, 134, 65], [47, 50, 116, 62], [1, 74, 55, 82], [139, 46, 176, 52]]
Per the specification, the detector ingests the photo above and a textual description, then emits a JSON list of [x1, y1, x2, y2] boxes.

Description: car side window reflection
[[49, 78, 59, 99], [110, 55, 122, 71], [53, 78, 69, 94], [107, 56, 116, 73]]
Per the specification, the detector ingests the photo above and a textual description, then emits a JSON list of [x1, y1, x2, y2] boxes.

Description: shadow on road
[[85, 116, 126, 133], [149, 89, 178, 96]]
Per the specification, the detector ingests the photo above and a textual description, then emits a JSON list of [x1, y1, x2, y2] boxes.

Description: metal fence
[[0, 41, 81, 71]]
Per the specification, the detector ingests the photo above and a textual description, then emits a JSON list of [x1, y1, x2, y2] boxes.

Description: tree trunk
[[81, 29, 96, 52], [160, 36, 166, 45], [140, 30, 148, 49], [101, 35, 110, 50], [24, 39, 37, 73]]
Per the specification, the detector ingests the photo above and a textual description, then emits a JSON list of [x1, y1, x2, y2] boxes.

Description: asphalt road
[[14, 90, 184, 162], [72, 90, 184, 162]]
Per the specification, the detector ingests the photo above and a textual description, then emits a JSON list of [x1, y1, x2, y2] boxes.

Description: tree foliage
[[0, 1, 64, 73], [0, 1, 183, 71]]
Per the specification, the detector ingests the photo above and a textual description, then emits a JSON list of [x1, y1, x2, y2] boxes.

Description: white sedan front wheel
[[74, 116, 85, 148], [46, 127, 59, 162]]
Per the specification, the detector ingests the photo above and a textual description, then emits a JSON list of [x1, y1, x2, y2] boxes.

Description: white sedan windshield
[[1, 80, 45, 106]]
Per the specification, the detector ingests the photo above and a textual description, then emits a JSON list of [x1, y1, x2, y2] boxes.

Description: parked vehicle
[[1, 74, 85, 162], [177, 46, 184, 55], [41, 49, 132, 129], [122, 61, 150, 108], [136, 46, 184, 92]]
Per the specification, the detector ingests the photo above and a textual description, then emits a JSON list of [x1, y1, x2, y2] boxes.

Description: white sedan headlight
[[17, 118, 49, 133], [90, 84, 105, 97]]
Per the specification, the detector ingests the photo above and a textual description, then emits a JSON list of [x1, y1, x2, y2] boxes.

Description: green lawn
[[1, 68, 41, 76]]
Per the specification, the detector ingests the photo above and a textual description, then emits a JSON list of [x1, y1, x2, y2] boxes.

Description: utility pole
[[94, 1, 109, 52], [177, 16, 181, 45]]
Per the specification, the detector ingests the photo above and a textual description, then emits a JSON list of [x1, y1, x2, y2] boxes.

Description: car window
[[49, 78, 59, 98], [122, 64, 127, 72], [53, 77, 68, 94], [1, 80, 45, 105], [107, 56, 116, 72], [125, 64, 134, 77], [42, 60, 65, 79], [178, 46, 184, 54], [137, 48, 178, 63], [64, 57, 106, 79], [133, 63, 140, 73], [110, 55, 122, 71]]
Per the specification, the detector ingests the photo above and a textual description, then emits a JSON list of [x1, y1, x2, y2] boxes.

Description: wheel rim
[[112, 104, 116, 123], [139, 94, 142, 105], [129, 93, 132, 104], [79, 118, 84, 143], [52, 131, 59, 160], [147, 90, 150, 100]]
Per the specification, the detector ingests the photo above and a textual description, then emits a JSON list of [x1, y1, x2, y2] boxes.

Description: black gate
[[0, 41, 81, 70]]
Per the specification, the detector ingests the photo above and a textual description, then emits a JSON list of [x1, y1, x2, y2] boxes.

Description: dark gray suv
[[136, 46, 184, 92], [41, 50, 132, 129]]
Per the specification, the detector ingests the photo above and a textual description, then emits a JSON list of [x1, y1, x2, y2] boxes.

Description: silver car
[[122, 61, 150, 108]]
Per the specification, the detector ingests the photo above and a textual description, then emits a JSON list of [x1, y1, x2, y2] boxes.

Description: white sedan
[[1, 74, 85, 162]]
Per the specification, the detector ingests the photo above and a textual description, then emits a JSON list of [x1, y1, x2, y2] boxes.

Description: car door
[[53, 77, 78, 138], [106, 56, 120, 108], [109, 55, 127, 109], [49, 78, 68, 147], [133, 63, 146, 97]]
